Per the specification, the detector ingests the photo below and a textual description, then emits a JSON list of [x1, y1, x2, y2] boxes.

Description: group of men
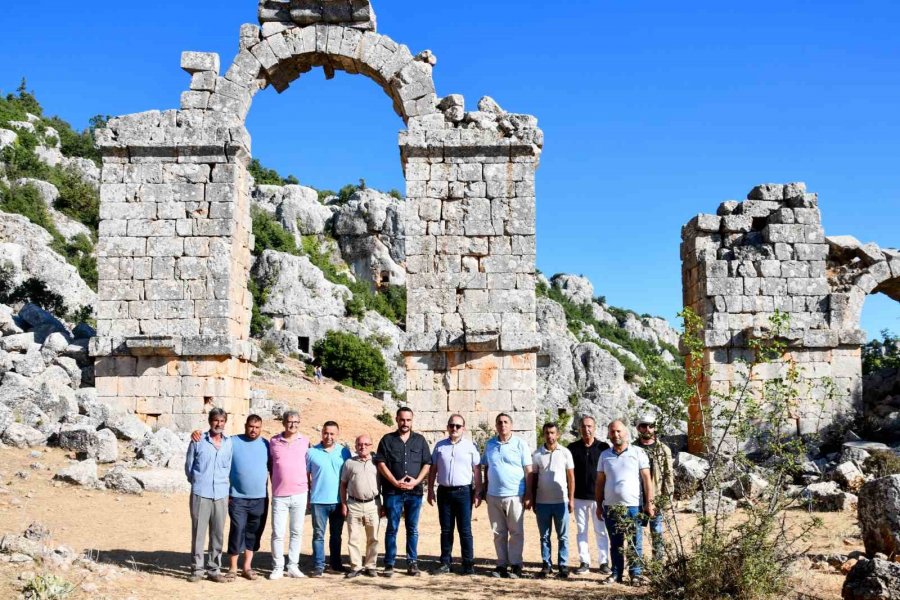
[[184, 406, 673, 585]]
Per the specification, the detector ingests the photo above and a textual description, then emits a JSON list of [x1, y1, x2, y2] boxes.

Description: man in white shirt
[[530, 422, 575, 579], [595, 420, 654, 585]]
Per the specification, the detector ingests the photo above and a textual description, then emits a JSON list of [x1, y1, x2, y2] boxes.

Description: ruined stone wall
[[682, 183, 899, 449]]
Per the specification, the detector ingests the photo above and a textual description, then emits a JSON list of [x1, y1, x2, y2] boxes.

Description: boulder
[[1, 332, 35, 353], [40, 332, 70, 359], [550, 273, 594, 305], [94, 429, 118, 464], [675, 452, 710, 500], [103, 466, 143, 495], [53, 459, 99, 487], [32, 381, 78, 423], [804, 481, 858, 512], [51, 356, 82, 388], [832, 461, 867, 492], [137, 428, 184, 467], [1, 423, 47, 448], [0, 403, 11, 437], [842, 557, 900, 600], [126, 468, 191, 494], [857, 475, 900, 558], [57, 424, 99, 456], [685, 491, 737, 516], [730, 472, 770, 500], [13, 345, 46, 377], [106, 414, 150, 441], [0, 534, 46, 560]]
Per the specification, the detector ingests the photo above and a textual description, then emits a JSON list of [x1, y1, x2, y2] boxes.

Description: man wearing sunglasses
[[427, 414, 483, 576], [635, 412, 673, 562]]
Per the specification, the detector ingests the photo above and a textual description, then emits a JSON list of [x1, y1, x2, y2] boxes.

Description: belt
[[349, 496, 376, 503], [438, 485, 473, 491]]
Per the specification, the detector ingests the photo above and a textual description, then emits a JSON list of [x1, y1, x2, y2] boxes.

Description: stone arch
[[826, 236, 900, 334], [92, 1, 544, 440]]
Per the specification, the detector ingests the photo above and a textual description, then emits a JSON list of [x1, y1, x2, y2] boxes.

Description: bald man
[[595, 420, 653, 586], [340, 435, 381, 578]]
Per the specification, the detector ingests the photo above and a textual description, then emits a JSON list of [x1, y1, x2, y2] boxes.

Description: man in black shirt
[[568, 415, 611, 575], [374, 407, 432, 577]]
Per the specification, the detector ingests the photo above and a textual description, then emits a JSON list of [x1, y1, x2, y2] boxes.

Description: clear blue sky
[[1, 0, 897, 337]]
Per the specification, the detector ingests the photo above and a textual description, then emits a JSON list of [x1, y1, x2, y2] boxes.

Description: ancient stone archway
[[91, 1, 543, 439], [681, 183, 899, 450]]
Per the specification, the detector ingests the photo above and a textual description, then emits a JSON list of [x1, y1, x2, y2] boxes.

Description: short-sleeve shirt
[[307, 443, 352, 504], [532, 444, 575, 505], [269, 433, 310, 497], [482, 435, 530, 497], [341, 457, 379, 501], [432, 438, 480, 487], [597, 444, 650, 507], [569, 438, 610, 500], [374, 431, 432, 496], [230, 435, 269, 499]]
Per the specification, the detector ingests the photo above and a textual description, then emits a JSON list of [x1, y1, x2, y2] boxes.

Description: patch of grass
[[376, 408, 394, 426], [863, 450, 900, 478], [21, 572, 75, 600]]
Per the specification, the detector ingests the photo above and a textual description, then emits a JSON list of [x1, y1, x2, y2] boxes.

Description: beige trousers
[[347, 499, 380, 570], [487, 495, 525, 567]]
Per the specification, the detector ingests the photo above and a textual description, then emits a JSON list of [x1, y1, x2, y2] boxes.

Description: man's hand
[[644, 503, 656, 518], [596, 505, 604, 521], [568, 500, 574, 515], [378, 506, 386, 519], [341, 503, 348, 518], [427, 490, 436, 506], [523, 497, 533, 511], [190, 430, 202, 443]]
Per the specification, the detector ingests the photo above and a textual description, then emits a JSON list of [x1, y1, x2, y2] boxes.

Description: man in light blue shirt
[[480, 413, 533, 579], [306, 421, 352, 577], [184, 408, 233, 582], [227, 414, 269, 581], [427, 414, 483, 575]]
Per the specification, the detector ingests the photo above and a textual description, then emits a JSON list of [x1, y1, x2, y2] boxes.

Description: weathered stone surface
[[57, 424, 99, 456], [550, 273, 593, 305], [804, 481, 858, 512], [685, 491, 737, 516], [125, 468, 191, 494], [730, 472, 770, 500], [842, 557, 900, 600], [53, 459, 99, 487], [857, 475, 900, 558], [106, 414, 151, 441], [94, 428, 119, 463], [103, 466, 143, 495], [1, 423, 47, 448], [832, 461, 867, 492], [137, 428, 185, 468], [675, 452, 710, 500]]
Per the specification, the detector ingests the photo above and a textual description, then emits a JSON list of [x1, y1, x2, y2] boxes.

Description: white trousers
[[574, 498, 609, 566], [271, 492, 308, 571]]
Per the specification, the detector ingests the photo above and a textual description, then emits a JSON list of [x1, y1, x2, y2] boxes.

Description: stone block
[[181, 51, 220, 74]]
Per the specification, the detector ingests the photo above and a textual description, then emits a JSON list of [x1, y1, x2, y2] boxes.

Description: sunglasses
[[637, 423, 655, 429], [448, 424, 464, 430]]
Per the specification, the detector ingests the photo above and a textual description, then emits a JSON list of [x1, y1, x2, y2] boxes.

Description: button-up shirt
[[341, 457, 380, 502], [570, 438, 609, 500], [432, 437, 480, 487], [482, 435, 530, 497], [307, 443, 352, 504], [184, 431, 233, 501], [374, 430, 432, 496]]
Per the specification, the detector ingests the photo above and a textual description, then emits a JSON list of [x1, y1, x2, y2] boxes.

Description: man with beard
[[185, 408, 233, 582], [307, 421, 352, 577], [595, 420, 654, 586], [374, 407, 432, 577], [634, 412, 673, 562], [225, 414, 269, 580]]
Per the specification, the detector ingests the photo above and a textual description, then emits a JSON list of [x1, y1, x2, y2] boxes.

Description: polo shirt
[[532, 444, 574, 505], [597, 444, 650, 507], [307, 443, 352, 504], [481, 435, 530, 497], [374, 431, 432, 495], [184, 432, 233, 501], [569, 438, 610, 500], [269, 433, 310, 497], [230, 434, 269, 499], [432, 437, 480, 487]]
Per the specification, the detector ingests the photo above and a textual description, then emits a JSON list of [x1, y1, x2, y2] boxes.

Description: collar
[[612, 444, 630, 456]]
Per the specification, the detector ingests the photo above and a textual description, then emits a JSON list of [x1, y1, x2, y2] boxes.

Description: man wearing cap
[[635, 412, 674, 562]]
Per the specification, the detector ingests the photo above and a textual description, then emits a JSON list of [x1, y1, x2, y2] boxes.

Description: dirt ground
[[0, 364, 856, 599]]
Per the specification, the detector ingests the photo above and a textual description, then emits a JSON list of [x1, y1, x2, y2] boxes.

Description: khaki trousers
[[347, 499, 380, 570], [487, 494, 525, 567]]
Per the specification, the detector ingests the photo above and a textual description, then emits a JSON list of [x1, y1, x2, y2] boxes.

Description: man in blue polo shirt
[[184, 408, 233, 583], [307, 421, 352, 577], [227, 414, 270, 581]]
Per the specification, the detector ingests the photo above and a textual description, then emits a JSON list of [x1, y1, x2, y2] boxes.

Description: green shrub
[[248, 277, 273, 338], [0, 276, 68, 318], [21, 572, 75, 600], [251, 206, 299, 256], [247, 158, 298, 186], [313, 330, 390, 393], [317, 189, 336, 202], [258, 338, 279, 360], [48, 165, 100, 230], [863, 450, 900, 478], [862, 330, 900, 376], [376, 408, 394, 426]]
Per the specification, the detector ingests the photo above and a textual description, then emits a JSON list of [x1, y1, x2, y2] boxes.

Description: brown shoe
[[242, 570, 258, 581], [207, 573, 231, 583]]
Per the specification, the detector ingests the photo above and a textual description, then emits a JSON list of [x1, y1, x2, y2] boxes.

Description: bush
[[247, 158, 297, 186], [375, 408, 394, 426], [48, 165, 100, 230], [251, 206, 299, 256], [863, 450, 900, 478], [862, 330, 900, 376], [313, 330, 390, 393], [21, 572, 75, 600]]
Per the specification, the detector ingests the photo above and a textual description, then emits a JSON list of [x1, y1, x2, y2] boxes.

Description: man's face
[[355, 436, 373, 458], [283, 415, 300, 435], [638, 422, 656, 441], [496, 416, 512, 436], [447, 418, 465, 441], [209, 414, 227, 434], [244, 420, 261, 441], [608, 422, 628, 448], [321, 425, 339, 447], [580, 418, 595, 440], [544, 427, 559, 447], [396, 411, 413, 434]]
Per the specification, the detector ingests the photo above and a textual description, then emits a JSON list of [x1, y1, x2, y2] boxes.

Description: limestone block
[[181, 52, 220, 74]]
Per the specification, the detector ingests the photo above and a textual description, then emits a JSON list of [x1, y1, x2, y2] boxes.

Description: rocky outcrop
[[842, 557, 900, 600], [12, 178, 92, 242], [571, 342, 642, 426], [551, 273, 594, 305], [863, 367, 900, 438], [857, 475, 900, 558], [252, 183, 333, 237]]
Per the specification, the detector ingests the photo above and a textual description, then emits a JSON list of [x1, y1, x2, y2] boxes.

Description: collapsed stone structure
[[682, 183, 899, 449], [91, 0, 542, 439]]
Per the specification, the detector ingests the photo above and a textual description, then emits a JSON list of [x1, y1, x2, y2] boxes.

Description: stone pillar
[[91, 99, 255, 433], [400, 100, 543, 444]]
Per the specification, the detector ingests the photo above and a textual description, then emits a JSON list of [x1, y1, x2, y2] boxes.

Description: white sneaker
[[287, 567, 306, 578], [269, 569, 284, 580]]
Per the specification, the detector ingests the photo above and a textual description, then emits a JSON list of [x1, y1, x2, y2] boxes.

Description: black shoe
[[574, 562, 590, 575], [491, 566, 508, 578], [345, 570, 362, 579], [407, 563, 421, 576], [310, 569, 324, 578], [508, 565, 523, 579], [430, 564, 451, 575], [363, 568, 378, 577], [382, 566, 394, 578], [598, 564, 612, 576], [537, 565, 552, 579], [558, 567, 569, 579], [461, 565, 476, 576], [330, 565, 350, 573]]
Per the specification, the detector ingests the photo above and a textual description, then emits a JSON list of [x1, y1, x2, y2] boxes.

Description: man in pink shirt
[[268, 410, 311, 580]]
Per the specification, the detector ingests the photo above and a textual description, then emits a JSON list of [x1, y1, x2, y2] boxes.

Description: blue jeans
[[535, 503, 569, 568], [603, 505, 644, 580], [437, 486, 474, 567], [649, 513, 664, 561], [311, 503, 344, 571], [383, 492, 423, 567]]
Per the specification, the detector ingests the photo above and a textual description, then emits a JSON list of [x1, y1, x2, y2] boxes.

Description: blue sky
[[1, 0, 897, 337]]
